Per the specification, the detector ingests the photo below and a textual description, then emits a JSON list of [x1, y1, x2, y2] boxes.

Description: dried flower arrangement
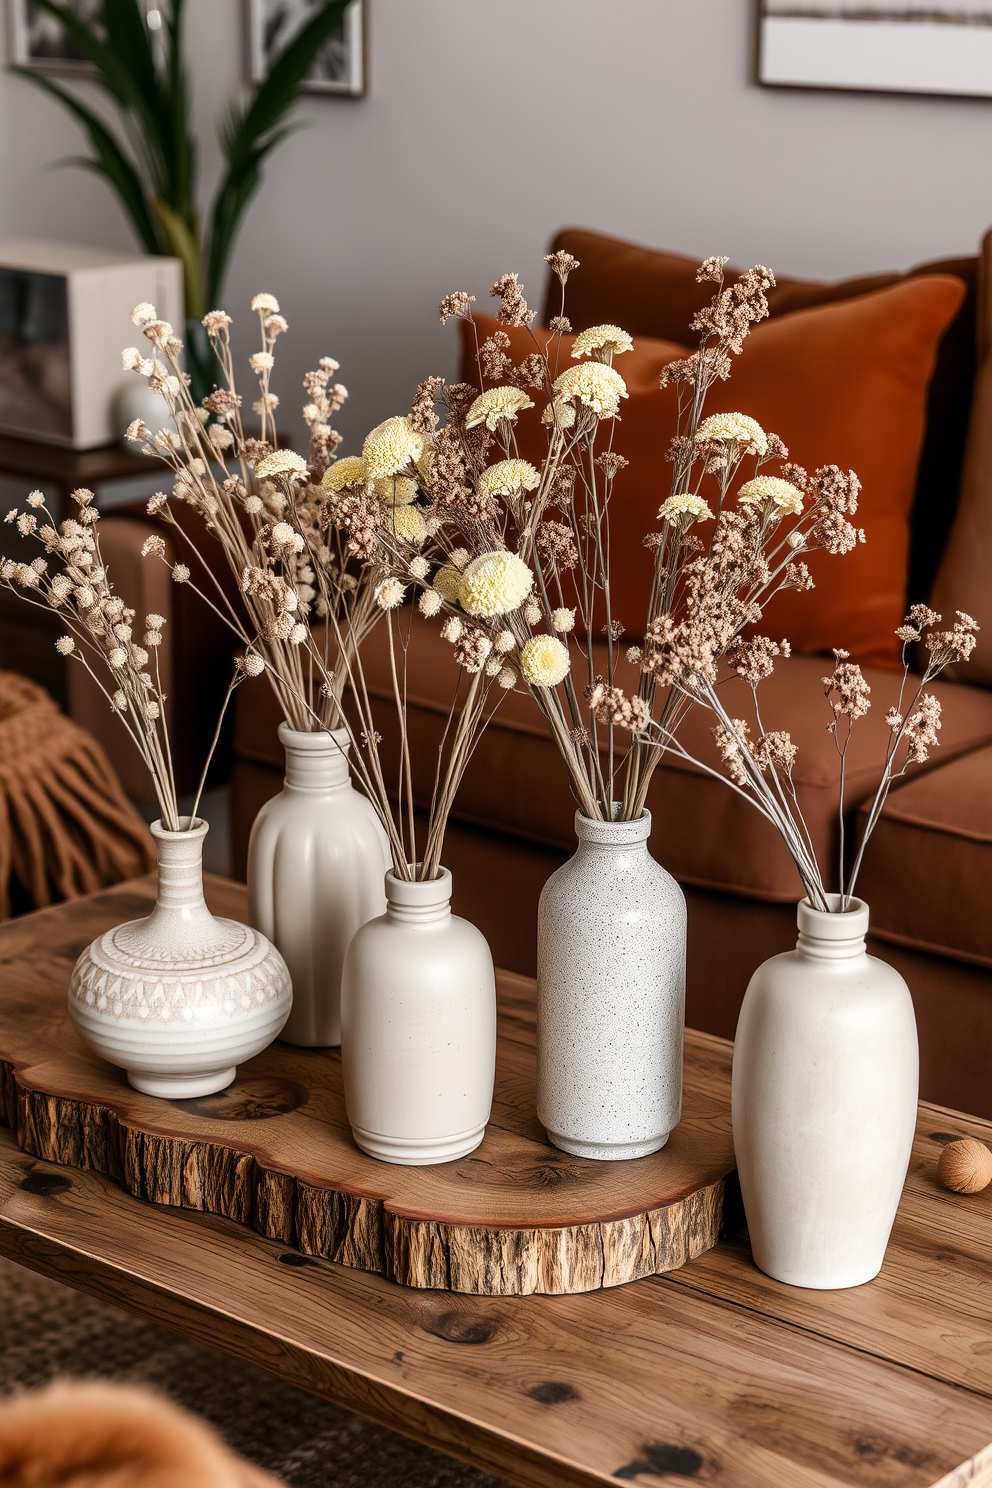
[[119, 295, 385, 734], [0, 488, 232, 831], [331, 254, 864, 833], [117, 294, 515, 883], [660, 607, 978, 912]]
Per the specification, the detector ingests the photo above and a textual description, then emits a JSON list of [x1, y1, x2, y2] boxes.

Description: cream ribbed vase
[[69, 818, 291, 1097], [537, 810, 687, 1161], [732, 896, 919, 1289], [248, 725, 389, 1047], [340, 868, 496, 1165]]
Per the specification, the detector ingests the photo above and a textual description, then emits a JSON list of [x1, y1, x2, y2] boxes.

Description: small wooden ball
[[937, 1137, 992, 1194]]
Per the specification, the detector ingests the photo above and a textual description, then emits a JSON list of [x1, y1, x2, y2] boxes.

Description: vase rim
[[385, 865, 452, 906], [150, 816, 208, 842], [574, 808, 651, 844], [797, 894, 869, 938], [278, 721, 350, 751]]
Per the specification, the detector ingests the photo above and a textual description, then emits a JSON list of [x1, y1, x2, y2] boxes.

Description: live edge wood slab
[[4, 882, 992, 1488], [0, 875, 735, 1296]]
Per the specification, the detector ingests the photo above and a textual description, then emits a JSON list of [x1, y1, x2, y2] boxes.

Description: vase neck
[[280, 724, 351, 791], [384, 866, 452, 926], [574, 808, 652, 851], [796, 895, 869, 961], [151, 818, 208, 914]]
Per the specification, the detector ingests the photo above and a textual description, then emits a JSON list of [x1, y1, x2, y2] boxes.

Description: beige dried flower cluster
[[118, 296, 389, 736], [0, 488, 236, 829], [650, 606, 978, 912]]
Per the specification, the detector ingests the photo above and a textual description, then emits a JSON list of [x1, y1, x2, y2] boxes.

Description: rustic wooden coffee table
[[2, 878, 992, 1488]]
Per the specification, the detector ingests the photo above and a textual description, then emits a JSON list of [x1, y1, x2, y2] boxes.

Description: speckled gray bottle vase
[[536, 809, 687, 1160]]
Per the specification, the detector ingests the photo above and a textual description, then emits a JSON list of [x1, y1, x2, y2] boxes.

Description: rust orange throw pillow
[[462, 273, 963, 668]]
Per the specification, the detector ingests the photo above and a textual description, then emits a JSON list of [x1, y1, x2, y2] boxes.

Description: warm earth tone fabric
[[0, 1382, 280, 1488], [0, 670, 154, 918], [464, 274, 963, 668], [857, 741, 992, 968], [238, 618, 992, 905], [542, 226, 979, 605], [931, 226, 992, 687]]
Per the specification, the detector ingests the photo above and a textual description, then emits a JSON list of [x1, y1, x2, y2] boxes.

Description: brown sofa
[[227, 227, 992, 1121]]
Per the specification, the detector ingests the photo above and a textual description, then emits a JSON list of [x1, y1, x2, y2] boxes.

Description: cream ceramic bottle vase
[[340, 868, 497, 1164], [732, 896, 919, 1289], [248, 724, 389, 1047], [537, 809, 687, 1160], [69, 818, 291, 1097]]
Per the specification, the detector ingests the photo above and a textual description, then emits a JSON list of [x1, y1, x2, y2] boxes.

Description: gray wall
[[3, 0, 992, 449]]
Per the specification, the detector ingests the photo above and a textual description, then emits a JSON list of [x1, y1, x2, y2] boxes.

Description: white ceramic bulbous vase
[[340, 867, 496, 1165], [69, 818, 291, 1098], [536, 810, 687, 1161], [732, 896, 919, 1289], [248, 724, 389, 1047]]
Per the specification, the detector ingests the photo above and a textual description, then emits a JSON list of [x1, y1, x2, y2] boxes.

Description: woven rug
[[0, 1257, 508, 1487]]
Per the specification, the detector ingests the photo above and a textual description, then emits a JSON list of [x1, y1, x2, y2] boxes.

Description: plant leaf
[[7, 65, 160, 253], [205, 0, 353, 306]]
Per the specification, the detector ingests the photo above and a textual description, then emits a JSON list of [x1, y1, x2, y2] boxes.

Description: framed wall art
[[758, 2, 992, 101], [247, 0, 366, 96], [7, 0, 103, 73]]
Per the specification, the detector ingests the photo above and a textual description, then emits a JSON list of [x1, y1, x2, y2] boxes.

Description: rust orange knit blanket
[[0, 670, 154, 919]]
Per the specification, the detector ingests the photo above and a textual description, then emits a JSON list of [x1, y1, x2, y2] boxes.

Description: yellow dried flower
[[570, 324, 634, 360], [658, 494, 714, 525], [321, 456, 366, 496], [464, 386, 534, 431], [374, 475, 419, 506], [433, 566, 464, 601], [695, 412, 767, 456], [552, 362, 628, 419], [737, 476, 804, 515], [519, 634, 570, 687], [251, 293, 280, 314], [363, 417, 424, 479], [386, 504, 428, 546], [477, 459, 541, 501], [255, 449, 308, 479], [459, 550, 535, 617]]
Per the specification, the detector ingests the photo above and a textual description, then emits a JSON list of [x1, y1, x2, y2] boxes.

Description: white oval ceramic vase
[[732, 896, 919, 1289], [536, 809, 687, 1161], [340, 867, 496, 1165], [69, 818, 292, 1098], [248, 724, 389, 1047]]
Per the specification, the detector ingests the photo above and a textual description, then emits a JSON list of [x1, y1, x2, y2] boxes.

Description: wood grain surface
[[0, 877, 735, 1295], [2, 1116, 992, 1488], [2, 885, 992, 1488]]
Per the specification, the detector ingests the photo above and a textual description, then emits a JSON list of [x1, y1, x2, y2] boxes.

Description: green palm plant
[[10, 0, 353, 396]]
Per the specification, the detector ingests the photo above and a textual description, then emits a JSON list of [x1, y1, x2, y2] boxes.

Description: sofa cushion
[[856, 743, 992, 967], [466, 272, 965, 669], [543, 226, 979, 605], [308, 617, 992, 904], [932, 225, 992, 686]]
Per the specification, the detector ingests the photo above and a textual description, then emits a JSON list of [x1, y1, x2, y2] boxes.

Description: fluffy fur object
[[0, 1381, 280, 1488]]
